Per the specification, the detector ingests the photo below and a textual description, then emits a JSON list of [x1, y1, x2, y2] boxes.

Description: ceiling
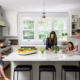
[[0, 0, 80, 12]]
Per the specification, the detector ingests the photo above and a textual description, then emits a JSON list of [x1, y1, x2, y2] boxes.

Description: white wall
[[18, 12, 70, 45], [2, 12, 79, 45]]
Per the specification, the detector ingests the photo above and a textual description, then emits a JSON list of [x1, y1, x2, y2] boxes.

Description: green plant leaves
[[62, 33, 68, 36], [51, 45, 59, 51], [62, 33, 65, 36]]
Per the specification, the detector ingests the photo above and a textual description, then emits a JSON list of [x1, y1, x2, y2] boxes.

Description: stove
[[0, 46, 13, 68]]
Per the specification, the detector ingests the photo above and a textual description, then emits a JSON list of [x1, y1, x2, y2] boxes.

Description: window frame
[[21, 18, 35, 41], [54, 18, 67, 41], [38, 19, 52, 41]]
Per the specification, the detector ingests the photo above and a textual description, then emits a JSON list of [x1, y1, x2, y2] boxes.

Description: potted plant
[[51, 45, 59, 54], [62, 33, 68, 45], [62, 33, 68, 36]]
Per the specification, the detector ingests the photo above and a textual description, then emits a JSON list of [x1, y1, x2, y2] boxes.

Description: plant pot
[[54, 50, 58, 58]]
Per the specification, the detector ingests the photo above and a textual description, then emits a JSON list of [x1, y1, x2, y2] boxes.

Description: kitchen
[[0, 0, 80, 80]]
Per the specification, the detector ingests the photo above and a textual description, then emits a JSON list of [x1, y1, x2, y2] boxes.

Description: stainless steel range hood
[[0, 6, 6, 27]]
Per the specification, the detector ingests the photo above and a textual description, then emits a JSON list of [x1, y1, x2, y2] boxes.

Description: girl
[[0, 41, 10, 80], [62, 42, 74, 53], [46, 31, 57, 51], [63, 42, 77, 53]]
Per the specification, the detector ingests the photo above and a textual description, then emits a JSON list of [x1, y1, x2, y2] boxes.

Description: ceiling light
[[41, 0, 47, 22]]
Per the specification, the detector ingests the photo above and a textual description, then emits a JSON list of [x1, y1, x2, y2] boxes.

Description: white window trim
[[38, 18, 52, 41], [54, 18, 68, 41], [21, 18, 36, 41]]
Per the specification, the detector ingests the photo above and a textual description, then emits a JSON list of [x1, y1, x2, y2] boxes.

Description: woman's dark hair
[[49, 31, 57, 44], [68, 42, 74, 51], [0, 41, 3, 44]]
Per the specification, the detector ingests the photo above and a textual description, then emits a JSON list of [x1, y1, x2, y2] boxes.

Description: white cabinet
[[2, 13, 17, 36], [11, 45, 20, 51]]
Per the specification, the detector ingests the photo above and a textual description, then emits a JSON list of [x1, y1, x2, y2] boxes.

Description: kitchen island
[[3, 50, 80, 80]]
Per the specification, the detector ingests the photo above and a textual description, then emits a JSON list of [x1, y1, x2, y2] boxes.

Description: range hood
[[0, 6, 6, 27]]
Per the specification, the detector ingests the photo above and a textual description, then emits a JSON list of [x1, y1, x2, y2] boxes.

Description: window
[[23, 20, 34, 40], [54, 19, 67, 40], [38, 20, 51, 39]]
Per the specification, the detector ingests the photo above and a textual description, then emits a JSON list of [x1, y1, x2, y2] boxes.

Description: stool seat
[[39, 65, 56, 71], [14, 65, 32, 71], [62, 65, 80, 71]]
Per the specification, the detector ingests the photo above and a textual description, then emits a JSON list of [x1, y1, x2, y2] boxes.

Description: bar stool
[[39, 65, 56, 80], [61, 65, 80, 80], [13, 65, 32, 80]]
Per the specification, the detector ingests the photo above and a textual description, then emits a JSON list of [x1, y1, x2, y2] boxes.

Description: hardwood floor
[[0, 65, 11, 80]]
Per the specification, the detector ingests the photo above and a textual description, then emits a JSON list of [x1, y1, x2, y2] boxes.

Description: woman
[[0, 41, 10, 80], [46, 31, 57, 51]]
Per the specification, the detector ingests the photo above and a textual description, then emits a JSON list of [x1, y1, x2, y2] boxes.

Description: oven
[[0, 46, 13, 68]]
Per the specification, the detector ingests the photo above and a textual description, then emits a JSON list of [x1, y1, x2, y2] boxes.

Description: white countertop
[[11, 44, 68, 48], [2, 50, 80, 61]]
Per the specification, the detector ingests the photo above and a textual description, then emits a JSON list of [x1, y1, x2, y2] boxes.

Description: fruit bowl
[[40, 48, 45, 54], [17, 48, 38, 55]]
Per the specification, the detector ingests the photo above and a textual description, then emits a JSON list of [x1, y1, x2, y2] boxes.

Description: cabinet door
[[2, 13, 17, 36]]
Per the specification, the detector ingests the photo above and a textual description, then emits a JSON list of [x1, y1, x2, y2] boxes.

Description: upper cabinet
[[71, 14, 80, 36], [2, 13, 17, 36]]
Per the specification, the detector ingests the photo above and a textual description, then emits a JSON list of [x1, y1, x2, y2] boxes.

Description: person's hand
[[65, 51, 71, 54], [74, 45, 78, 48], [1, 56, 5, 58], [48, 48, 53, 51], [73, 48, 78, 52]]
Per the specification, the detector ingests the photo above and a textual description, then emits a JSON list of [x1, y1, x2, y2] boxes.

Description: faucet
[[43, 39, 46, 45]]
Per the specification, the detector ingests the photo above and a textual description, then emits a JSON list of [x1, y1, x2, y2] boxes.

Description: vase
[[54, 50, 58, 58]]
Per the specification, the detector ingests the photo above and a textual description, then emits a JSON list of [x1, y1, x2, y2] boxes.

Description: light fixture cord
[[43, 0, 45, 12]]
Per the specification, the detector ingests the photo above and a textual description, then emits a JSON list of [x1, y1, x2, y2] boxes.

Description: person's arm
[[71, 43, 80, 55], [0, 55, 5, 58], [46, 38, 50, 49], [46, 38, 52, 51], [62, 48, 69, 53]]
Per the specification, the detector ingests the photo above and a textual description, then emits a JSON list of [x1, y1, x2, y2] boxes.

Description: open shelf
[[71, 15, 79, 36]]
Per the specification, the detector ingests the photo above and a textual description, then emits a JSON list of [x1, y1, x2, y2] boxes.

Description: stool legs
[[30, 69, 33, 80], [61, 69, 78, 80], [61, 68, 63, 80], [75, 72, 77, 80], [55, 71, 56, 80], [39, 71, 56, 80], [13, 71, 15, 80], [17, 71, 18, 80], [64, 71, 66, 80], [39, 71, 40, 80], [53, 72, 54, 80]]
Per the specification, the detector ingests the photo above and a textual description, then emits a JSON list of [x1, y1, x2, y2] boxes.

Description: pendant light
[[41, 0, 47, 22]]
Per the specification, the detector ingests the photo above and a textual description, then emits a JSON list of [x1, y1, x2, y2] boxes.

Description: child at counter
[[0, 41, 10, 80], [62, 42, 78, 53]]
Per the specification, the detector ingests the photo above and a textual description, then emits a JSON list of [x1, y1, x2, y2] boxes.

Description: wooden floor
[[0, 66, 11, 80]]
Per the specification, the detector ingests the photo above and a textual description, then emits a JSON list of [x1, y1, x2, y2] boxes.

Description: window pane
[[23, 30, 34, 39], [46, 31, 50, 38], [55, 30, 64, 40], [39, 31, 50, 39], [23, 20, 34, 29], [39, 31, 46, 39], [54, 20, 64, 30], [39, 21, 51, 30]]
